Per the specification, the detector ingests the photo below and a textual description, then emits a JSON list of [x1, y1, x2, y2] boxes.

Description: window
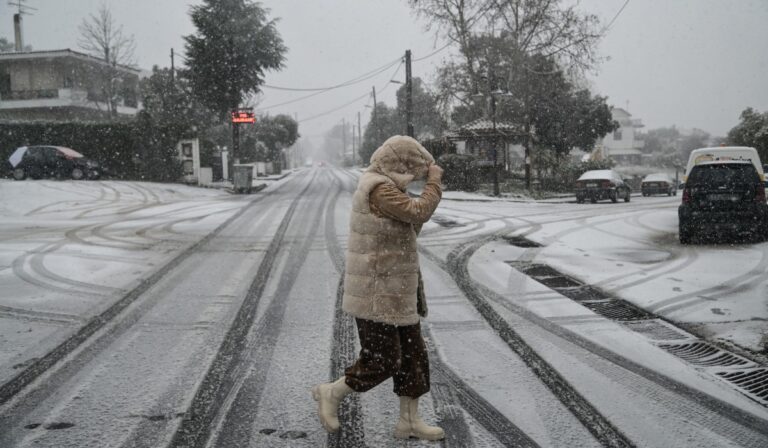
[[613, 129, 623, 140], [183, 160, 194, 175], [182, 143, 193, 158], [0, 72, 10, 95]]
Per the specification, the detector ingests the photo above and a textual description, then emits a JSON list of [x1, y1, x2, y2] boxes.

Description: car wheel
[[88, 170, 101, 180], [12, 167, 26, 180], [590, 196, 597, 203], [576, 196, 584, 204], [609, 191, 618, 203], [624, 190, 631, 202], [680, 225, 693, 244], [71, 167, 85, 180]]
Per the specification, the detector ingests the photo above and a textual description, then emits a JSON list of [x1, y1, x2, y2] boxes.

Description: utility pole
[[491, 94, 500, 197], [342, 117, 347, 162], [405, 49, 414, 138], [356, 111, 361, 167], [351, 121, 356, 162], [372, 86, 379, 143], [228, 37, 238, 179], [170, 48, 175, 84]]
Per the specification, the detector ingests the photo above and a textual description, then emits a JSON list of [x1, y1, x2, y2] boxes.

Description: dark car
[[9, 146, 103, 181], [678, 161, 768, 244], [641, 173, 677, 196], [575, 169, 631, 203]]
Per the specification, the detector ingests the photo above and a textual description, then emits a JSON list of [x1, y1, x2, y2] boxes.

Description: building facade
[[600, 107, 645, 165], [0, 49, 141, 121]]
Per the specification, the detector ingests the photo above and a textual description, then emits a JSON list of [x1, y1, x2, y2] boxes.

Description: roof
[[608, 148, 643, 156], [448, 118, 527, 140], [643, 173, 673, 182], [0, 49, 141, 74], [578, 169, 620, 181], [696, 160, 753, 166]]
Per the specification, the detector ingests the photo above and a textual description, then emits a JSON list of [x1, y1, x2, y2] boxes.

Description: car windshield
[[687, 163, 759, 187], [2, 2, 768, 447]]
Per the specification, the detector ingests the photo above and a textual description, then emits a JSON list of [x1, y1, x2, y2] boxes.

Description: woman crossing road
[[312, 135, 445, 441]]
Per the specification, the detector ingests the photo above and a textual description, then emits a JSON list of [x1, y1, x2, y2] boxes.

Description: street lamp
[[473, 78, 512, 197]]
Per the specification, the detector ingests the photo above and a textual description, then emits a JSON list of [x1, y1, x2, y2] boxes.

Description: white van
[[684, 146, 764, 183]]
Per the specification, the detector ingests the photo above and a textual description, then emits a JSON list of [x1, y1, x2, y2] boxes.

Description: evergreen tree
[[184, 0, 286, 117], [728, 108, 768, 162]]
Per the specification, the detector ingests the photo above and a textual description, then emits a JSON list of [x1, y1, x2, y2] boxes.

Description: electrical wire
[[262, 56, 401, 92], [298, 60, 404, 124], [257, 57, 401, 110], [412, 41, 452, 62], [297, 92, 371, 123], [604, 0, 630, 33], [258, 44, 450, 113]]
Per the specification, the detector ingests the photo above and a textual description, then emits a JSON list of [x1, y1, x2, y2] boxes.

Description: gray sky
[[2, 0, 767, 144]]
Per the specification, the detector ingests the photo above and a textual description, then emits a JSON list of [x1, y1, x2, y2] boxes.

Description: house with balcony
[[0, 49, 141, 121]]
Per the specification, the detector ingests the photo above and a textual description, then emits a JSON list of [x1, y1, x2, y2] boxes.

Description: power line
[[299, 61, 404, 124], [257, 45, 450, 114], [412, 41, 452, 62], [298, 92, 371, 123], [258, 59, 400, 110], [263, 56, 401, 92], [604, 0, 630, 33]]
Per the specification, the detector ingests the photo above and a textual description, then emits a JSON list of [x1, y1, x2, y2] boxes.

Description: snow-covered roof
[[578, 169, 620, 181], [449, 118, 527, 140], [608, 148, 643, 156], [642, 173, 672, 182], [0, 49, 141, 74]]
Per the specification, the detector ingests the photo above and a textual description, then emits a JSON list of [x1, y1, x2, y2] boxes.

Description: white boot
[[394, 396, 445, 441], [312, 376, 353, 432]]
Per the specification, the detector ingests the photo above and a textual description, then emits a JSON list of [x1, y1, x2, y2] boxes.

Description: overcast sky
[[2, 0, 767, 145]]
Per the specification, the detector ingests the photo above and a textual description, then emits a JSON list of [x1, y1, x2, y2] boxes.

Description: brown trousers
[[344, 318, 430, 398]]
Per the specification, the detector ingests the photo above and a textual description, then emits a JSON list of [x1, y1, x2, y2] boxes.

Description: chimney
[[13, 13, 24, 52]]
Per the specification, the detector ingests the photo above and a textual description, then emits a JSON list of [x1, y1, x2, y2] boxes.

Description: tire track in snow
[[0, 174, 302, 408], [324, 169, 366, 448], [168, 171, 319, 448], [433, 235, 768, 446], [204, 172, 332, 448], [431, 241, 635, 448]]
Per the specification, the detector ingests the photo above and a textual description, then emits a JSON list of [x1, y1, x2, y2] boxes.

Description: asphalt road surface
[[1, 168, 767, 447]]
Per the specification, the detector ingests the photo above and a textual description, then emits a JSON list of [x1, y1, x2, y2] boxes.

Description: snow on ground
[[0, 179, 251, 384], [430, 195, 768, 352]]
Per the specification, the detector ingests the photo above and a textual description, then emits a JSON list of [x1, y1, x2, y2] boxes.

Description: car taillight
[[602, 181, 611, 188], [575, 181, 583, 188], [682, 187, 692, 203], [756, 184, 766, 203]]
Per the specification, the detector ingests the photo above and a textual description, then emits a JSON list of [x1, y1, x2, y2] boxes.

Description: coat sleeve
[[369, 177, 442, 225]]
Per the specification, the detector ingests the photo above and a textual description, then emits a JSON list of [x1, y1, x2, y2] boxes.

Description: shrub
[[439, 153, 479, 191], [0, 120, 182, 181]]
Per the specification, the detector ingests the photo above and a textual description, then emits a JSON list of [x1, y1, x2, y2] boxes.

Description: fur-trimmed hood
[[366, 135, 435, 191]]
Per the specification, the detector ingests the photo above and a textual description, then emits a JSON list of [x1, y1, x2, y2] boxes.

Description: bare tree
[[78, 4, 137, 116], [408, 0, 602, 82]]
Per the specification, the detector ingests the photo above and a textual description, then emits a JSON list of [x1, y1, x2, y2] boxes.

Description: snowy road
[[1, 169, 768, 447]]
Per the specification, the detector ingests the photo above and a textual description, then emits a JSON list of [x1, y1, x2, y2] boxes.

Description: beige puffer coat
[[342, 136, 440, 326]]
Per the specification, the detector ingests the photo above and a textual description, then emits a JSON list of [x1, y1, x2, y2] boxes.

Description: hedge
[[0, 120, 182, 182]]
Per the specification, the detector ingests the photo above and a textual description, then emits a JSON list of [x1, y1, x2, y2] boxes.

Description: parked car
[[641, 173, 677, 196], [684, 146, 764, 183], [8, 146, 103, 181], [678, 161, 768, 244], [575, 169, 631, 203]]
